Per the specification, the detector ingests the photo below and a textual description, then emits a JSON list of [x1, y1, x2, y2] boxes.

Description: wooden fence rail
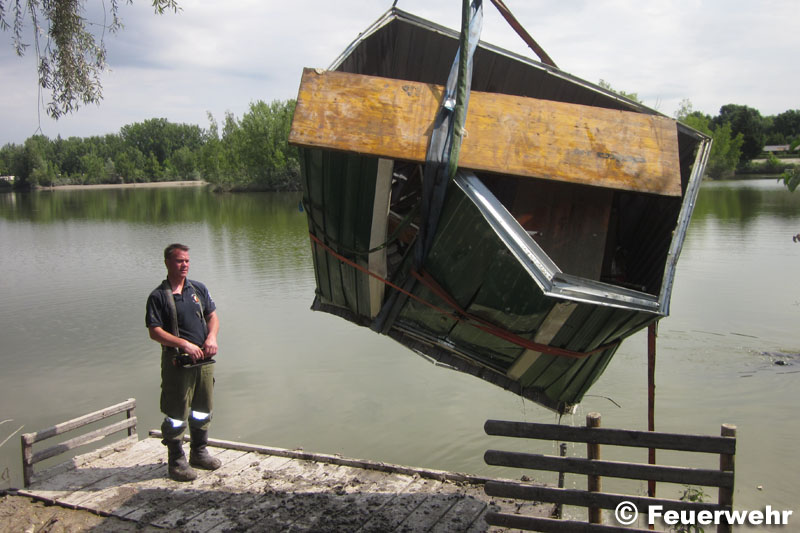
[[21, 398, 137, 487], [483, 413, 736, 533]]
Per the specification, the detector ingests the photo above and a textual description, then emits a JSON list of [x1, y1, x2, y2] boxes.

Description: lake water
[[1, 180, 798, 525]]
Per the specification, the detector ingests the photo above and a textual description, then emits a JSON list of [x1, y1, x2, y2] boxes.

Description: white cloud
[[1, 0, 798, 144]]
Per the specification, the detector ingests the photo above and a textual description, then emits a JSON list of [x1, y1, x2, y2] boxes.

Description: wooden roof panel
[[290, 69, 682, 196]]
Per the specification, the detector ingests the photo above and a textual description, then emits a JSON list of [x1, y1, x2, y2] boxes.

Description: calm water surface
[[1, 180, 798, 525]]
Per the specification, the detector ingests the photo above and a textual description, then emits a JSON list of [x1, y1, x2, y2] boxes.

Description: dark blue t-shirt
[[146, 279, 216, 347]]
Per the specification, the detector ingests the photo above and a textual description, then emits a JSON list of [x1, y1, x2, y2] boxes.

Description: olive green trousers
[[160, 351, 215, 441]]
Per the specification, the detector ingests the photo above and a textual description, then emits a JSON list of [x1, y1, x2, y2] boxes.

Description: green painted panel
[[301, 148, 333, 304], [426, 182, 554, 367], [299, 151, 321, 298], [303, 150, 380, 315], [521, 303, 602, 391], [300, 145, 667, 410], [544, 308, 627, 401], [336, 154, 374, 315], [565, 306, 618, 348], [425, 191, 498, 308], [552, 311, 655, 403], [465, 254, 552, 333], [549, 347, 618, 404], [519, 353, 560, 388], [321, 151, 349, 309], [396, 275, 460, 336], [394, 185, 495, 337], [542, 307, 654, 403], [395, 181, 560, 370], [446, 322, 520, 367]]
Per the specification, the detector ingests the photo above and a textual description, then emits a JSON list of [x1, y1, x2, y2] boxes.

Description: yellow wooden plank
[[289, 68, 682, 196]]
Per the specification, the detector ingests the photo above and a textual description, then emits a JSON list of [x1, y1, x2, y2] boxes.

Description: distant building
[[763, 144, 792, 154], [0, 175, 15, 183]]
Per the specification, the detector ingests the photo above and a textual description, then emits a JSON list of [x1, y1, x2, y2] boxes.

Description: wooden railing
[[484, 413, 736, 533], [21, 398, 137, 487]]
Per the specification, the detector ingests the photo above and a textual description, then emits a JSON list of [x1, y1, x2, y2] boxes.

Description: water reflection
[[1, 181, 798, 522], [0, 187, 305, 227], [693, 178, 800, 223]]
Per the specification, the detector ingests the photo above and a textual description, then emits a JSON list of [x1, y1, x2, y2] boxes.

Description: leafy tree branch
[[1, 0, 179, 119]]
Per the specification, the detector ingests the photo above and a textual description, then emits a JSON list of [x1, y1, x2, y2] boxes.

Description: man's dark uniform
[[146, 279, 218, 479]]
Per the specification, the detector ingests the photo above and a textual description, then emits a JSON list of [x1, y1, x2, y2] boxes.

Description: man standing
[[146, 243, 221, 481]]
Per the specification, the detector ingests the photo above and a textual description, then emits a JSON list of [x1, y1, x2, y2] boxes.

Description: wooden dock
[[18, 432, 552, 532]]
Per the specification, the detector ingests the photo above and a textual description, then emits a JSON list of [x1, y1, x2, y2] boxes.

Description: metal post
[[647, 322, 658, 530], [648, 322, 657, 499]]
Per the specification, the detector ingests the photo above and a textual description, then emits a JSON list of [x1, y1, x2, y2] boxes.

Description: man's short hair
[[164, 243, 190, 261]]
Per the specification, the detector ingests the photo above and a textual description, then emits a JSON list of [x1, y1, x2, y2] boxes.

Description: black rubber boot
[[165, 440, 197, 482], [189, 427, 222, 470]]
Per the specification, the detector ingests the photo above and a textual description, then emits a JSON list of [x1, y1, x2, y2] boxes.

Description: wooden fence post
[[126, 398, 137, 437], [555, 442, 567, 519], [718, 424, 736, 533], [21, 433, 34, 488], [587, 412, 602, 524], [18, 398, 138, 487]]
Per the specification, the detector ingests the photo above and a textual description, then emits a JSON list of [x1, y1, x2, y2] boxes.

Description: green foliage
[[674, 98, 694, 121], [198, 101, 299, 190], [738, 153, 791, 175], [768, 110, 800, 144], [781, 144, 800, 191], [0, 0, 179, 119], [681, 112, 743, 179], [676, 101, 798, 166], [765, 154, 783, 172], [0, 145, 11, 176], [114, 147, 147, 182], [120, 118, 204, 167], [670, 486, 707, 533], [782, 169, 800, 192], [712, 104, 765, 162], [237, 100, 299, 188], [16, 135, 57, 186], [0, 99, 300, 190], [598, 79, 641, 103]]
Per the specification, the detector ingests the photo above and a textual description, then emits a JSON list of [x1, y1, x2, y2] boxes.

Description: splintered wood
[[18, 436, 553, 532], [290, 68, 682, 196]]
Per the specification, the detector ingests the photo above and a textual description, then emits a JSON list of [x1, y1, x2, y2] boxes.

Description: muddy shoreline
[[0, 493, 171, 532], [35, 180, 208, 191]]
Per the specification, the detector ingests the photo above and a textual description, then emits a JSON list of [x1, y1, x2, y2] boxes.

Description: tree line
[[3, 2, 798, 190], [676, 102, 800, 181], [599, 81, 799, 183], [2, 97, 799, 191], [0, 99, 299, 191]]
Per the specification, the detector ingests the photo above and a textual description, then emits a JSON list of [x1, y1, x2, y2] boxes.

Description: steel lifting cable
[[309, 232, 620, 360]]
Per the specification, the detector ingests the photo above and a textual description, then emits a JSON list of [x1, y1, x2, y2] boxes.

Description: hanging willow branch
[[0, 0, 179, 119]]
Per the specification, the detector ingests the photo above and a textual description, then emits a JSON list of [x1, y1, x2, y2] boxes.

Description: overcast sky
[[1, 0, 797, 145]]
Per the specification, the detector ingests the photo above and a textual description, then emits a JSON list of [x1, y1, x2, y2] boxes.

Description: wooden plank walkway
[[18, 434, 553, 532]]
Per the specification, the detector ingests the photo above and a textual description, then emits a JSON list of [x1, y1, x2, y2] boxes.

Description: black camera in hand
[[176, 353, 216, 368]]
